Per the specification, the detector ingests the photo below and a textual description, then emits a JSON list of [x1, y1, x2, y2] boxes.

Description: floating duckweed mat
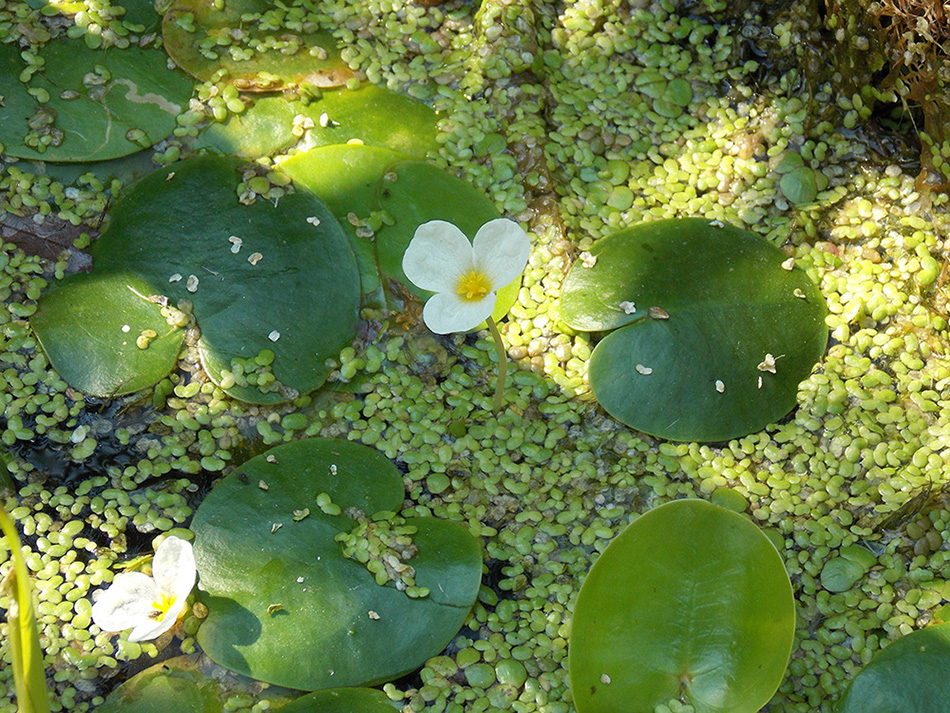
[[4, 0, 950, 711]]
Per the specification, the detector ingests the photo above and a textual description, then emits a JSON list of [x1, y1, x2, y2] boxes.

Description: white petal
[[402, 220, 474, 293], [472, 219, 530, 290], [127, 611, 177, 643], [91, 572, 158, 633], [422, 291, 495, 334], [152, 536, 196, 601]]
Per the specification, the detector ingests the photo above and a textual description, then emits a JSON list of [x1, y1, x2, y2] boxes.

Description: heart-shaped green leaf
[[569, 499, 795, 713], [162, 0, 352, 91], [89, 155, 360, 403], [96, 655, 299, 713], [560, 218, 827, 441], [0, 38, 191, 162], [198, 84, 438, 159], [192, 438, 482, 691], [30, 271, 184, 398], [283, 144, 520, 322], [837, 623, 950, 713]]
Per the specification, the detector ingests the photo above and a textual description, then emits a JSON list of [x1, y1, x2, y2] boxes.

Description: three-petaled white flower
[[91, 535, 196, 642], [402, 218, 531, 334]]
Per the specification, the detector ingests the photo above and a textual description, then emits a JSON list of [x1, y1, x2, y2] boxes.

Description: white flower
[[402, 218, 530, 334], [91, 536, 196, 642]]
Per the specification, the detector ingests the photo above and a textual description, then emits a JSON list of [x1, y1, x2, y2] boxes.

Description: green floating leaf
[[30, 271, 184, 398], [0, 38, 191, 162], [569, 499, 795, 713], [88, 155, 359, 403], [162, 0, 352, 91], [284, 144, 519, 322], [192, 438, 482, 691], [97, 655, 299, 713], [560, 218, 827, 442], [280, 688, 399, 713], [780, 166, 818, 206], [837, 623, 950, 713], [198, 84, 439, 159]]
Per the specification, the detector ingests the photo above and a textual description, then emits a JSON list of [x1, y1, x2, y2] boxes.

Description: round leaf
[[90, 155, 360, 403], [279, 688, 399, 713], [97, 655, 299, 713], [0, 39, 191, 162], [560, 218, 827, 442], [284, 144, 520, 323], [192, 438, 483, 691], [162, 0, 352, 90], [837, 623, 950, 713], [569, 499, 795, 713], [30, 271, 184, 398], [197, 84, 438, 159]]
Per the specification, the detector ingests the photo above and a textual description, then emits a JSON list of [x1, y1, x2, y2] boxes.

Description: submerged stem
[[486, 316, 507, 412]]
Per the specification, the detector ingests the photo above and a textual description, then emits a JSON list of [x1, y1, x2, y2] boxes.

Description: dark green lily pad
[[569, 499, 795, 713], [87, 154, 359, 403], [198, 84, 439, 159], [780, 166, 818, 206], [283, 144, 520, 322], [30, 271, 184, 398], [837, 623, 950, 713], [192, 438, 482, 691], [162, 0, 352, 91], [0, 38, 191, 161], [279, 688, 399, 713], [97, 654, 299, 713], [560, 218, 827, 442]]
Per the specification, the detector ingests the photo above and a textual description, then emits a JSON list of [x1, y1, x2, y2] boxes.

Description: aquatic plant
[[403, 218, 530, 410], [91, 535, 195, 643]]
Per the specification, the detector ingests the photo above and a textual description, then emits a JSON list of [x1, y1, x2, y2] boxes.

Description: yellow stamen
[[149, 592, 176, 620], [456, 270, 491, 301]]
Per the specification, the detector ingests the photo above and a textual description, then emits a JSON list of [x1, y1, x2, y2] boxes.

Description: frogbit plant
[[402, 218, 530, 411], [91, 536, 196, 643]]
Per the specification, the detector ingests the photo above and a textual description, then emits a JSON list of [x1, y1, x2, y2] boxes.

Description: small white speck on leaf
[[619, 301, 636, 314], [635, 364, 653, 375], [297, 576, 305, 583], [248, 252, 263, 265], [268, 330, 280, 342], [709, 220, 724, 228], [793, 288, 806, 299], [579, 251, 597, 268], [185, 274, 199, 292], [306, 216, 321, 227], [319, 112, 330, 127], [368, 610, 380, 620], [228, 236, 243, 253], [758, 376, 763, 389], [781, 257, 795, 270], [715, 379, 725, 393], [600, 674, 611, 685], [266, 454, 278, 463], [757, 353, 778, 373], [168, 273, 182, 283], [270, 523, 282, 534], [648, 306, 670, 320], [330, 464, 338, 475], [258, 479, 269, 490], [166, 172, 175, 181], [121, 324, 131, 333]]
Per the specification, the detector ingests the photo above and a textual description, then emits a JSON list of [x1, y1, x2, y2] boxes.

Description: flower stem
[[486, 316, 507, 412]]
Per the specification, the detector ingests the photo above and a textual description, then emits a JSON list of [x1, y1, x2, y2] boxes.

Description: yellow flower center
[[149, 592, 177, 621], [456, 270, 491, 301]]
